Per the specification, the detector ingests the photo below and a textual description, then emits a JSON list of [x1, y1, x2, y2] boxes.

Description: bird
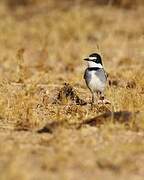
[[84, 53, 108, 105]]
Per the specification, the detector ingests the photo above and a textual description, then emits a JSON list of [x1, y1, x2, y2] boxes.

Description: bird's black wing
[[84, 68, 88, 80], [84, 68, 91, 86]]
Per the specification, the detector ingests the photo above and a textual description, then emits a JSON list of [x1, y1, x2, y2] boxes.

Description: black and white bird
[[84, 53, 108, 105]]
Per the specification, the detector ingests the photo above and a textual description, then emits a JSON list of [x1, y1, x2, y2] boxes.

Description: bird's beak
[[84, 58, 89, 61]]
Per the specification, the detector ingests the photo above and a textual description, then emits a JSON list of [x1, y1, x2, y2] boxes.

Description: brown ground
[[0, 1, 144, 179]]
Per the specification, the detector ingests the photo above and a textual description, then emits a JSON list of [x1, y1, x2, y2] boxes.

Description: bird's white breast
[[88, 71, 105, 92]]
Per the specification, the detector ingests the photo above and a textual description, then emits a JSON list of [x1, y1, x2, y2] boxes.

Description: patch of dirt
[[37, 111, 140, 133], [53, 83, 87, 106], [37, 121, 61, 134], [80, 111, 139, 127]]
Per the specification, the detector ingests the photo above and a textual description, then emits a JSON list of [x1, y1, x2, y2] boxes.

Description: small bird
[[84, 53, 108, 105]]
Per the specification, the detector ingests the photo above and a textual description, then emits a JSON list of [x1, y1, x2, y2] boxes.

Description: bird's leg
[[91, 91, 95, 108], [97, 91, 104, 104], [97, 92, 111, 104], [100, 92, 104, 101], [91, 92, 94, 104]]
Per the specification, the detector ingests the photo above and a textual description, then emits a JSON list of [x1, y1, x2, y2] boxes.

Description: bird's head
[[84, 53, 103, 68]]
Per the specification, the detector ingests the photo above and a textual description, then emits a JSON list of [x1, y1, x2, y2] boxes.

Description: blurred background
[[0, 1, 144, 180], [0, 0, 143, 85], [4, 0, 144, 8]]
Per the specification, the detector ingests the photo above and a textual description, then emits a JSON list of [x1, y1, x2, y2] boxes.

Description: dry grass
[[0, 1, 144, 180]]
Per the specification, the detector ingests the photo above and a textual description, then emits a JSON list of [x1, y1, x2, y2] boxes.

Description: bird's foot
[[98, 99, 111, 104]]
